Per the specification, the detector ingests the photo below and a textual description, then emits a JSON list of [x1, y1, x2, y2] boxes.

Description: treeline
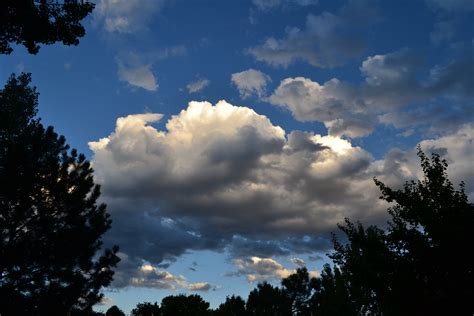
[[102, 264, 349, 316], [103, 150, 474, 315]]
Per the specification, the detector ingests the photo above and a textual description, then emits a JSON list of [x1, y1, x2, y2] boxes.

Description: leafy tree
[[160, 294, 211, 316], [311, 264, 356, 316], [0, 0, 94, 54], [0, 74, 119, 315], [281, 267, 316, 315], [214, 295, 247, 316], [331, 148, 474, 315], [105, 305, 125, 316], [246, 282, 291, 316], [131, 302, 161, 316]]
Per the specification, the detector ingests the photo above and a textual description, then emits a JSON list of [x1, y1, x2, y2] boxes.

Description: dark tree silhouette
[[105, 305, 125, 316], [160, 294, 211, 316], [246, 282, 291, 316], [131, 302, 161, 316], [0, 73, 119, 315], [0, 0, 94, 54], [281, 267, 317, 315], [214, 295, 247, 316], [311, 264, 356, 316], [331, 148, 474, 315]]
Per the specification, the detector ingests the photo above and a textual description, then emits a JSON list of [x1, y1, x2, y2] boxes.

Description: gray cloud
[[247, 0, 379, 68], [268, 48, 473, 137]]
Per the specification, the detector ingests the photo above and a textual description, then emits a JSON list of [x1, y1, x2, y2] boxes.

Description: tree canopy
[[0, 0, 94, 54], [331, 148, 474, 315], [0, 73, 119, 315]]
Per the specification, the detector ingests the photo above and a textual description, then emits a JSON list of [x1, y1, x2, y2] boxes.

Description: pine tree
[[0, 73, 119, 315]]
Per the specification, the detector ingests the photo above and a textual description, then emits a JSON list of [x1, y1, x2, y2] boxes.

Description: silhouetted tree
[[160, 294, 211, 316], [105, 305, 125, 316], [0, 0, 94, 54], [281, 267, 316, 315], [246, 282, 291, 316], [214, 295, 247, 316], [311, 264, 356, 316], [331, 148, 474, 315], [131, 302, 161, 316], [0, 74, 119, 315]]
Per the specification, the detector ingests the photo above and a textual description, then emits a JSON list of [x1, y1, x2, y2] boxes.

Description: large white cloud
[[90, 100, 473, 287]]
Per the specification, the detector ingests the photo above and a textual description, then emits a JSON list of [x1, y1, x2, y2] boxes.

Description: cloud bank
[[90, 100, 473, 288]]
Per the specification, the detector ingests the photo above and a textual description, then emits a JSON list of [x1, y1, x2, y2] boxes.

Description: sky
[[1, 0, 473, 312]]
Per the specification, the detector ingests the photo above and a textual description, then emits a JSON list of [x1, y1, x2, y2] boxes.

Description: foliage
[[281, 267, 316, 315], [0, 74, 119, 315], [131, 302, 161, 316], [214, 295, 247, 316], [0, 0, 94, 54], [246, 282, 291, 316], [105, 305, 125, 316], [331, 147, 474, 315], [160, 294, 211, 316]]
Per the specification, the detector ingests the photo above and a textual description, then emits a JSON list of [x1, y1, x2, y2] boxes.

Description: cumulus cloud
[[228, 257, 318, 283], [94, 0, 164, 34], [116, 53, 158, 91], [268, 48, 473, 137], [90, 101, 473, 287], [187, 78, 210, 93], [247, 0, 379, 68], [231, 69, 272, 99], [112, 254, 216, 290]]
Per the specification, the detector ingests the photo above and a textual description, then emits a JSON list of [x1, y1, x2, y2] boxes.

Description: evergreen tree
[[105, 305, 125, 316], [0, 73, 119, 315], [0, 0, 94, 54]]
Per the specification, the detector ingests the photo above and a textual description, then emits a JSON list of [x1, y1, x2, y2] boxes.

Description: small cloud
[[231, 69, 271, 99], [187, 282, 216, 292], [116, 53, 158, 92], [290, 257, 306, 267], [96, 296, 113, 306], [187, 78, 210, 93]]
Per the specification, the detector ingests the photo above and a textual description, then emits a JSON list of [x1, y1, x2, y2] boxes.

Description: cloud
[[96, 296, 113, 306], [231, 69, 272, 99], [268, 48, 473, 137], [247, 0, 379, 68], [290, 257, 306, 267], [94, 0, 164, 34], [90, 101, 473, 287], [187, 78, 210, 93], [187, 282, 216, 292], [116, 53, 158, 91], [252, 0, 318, 11], [228, 257, 318, 283], [112, 255, 216, 290]]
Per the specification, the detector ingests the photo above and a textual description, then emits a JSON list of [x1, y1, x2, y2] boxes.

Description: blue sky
[[1, 0, 473, 312]]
